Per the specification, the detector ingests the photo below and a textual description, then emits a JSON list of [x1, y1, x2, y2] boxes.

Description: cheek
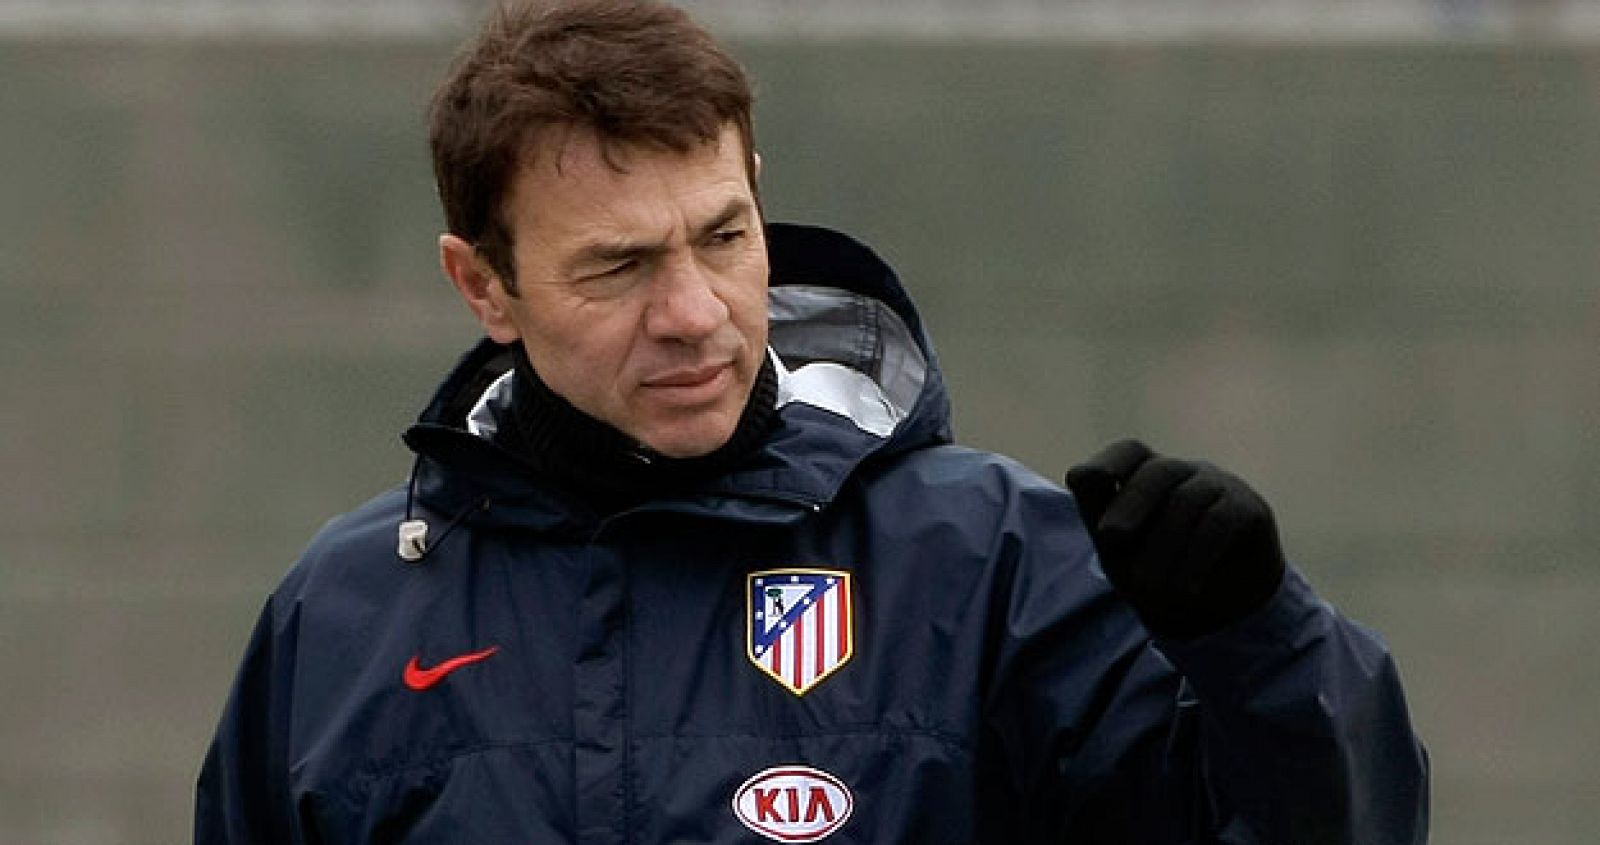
[[725, 265, 770, 337], [736, 299, 768, 347], [519, 306, 634, 384]]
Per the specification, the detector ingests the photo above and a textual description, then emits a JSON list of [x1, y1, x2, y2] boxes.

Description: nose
[[644, 255, 729, 341]]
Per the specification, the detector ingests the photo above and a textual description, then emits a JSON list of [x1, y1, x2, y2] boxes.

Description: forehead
[[506, 124, 753, 245]]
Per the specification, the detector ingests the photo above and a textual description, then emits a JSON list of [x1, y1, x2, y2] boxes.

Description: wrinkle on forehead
[[504, 123, 755, 274]]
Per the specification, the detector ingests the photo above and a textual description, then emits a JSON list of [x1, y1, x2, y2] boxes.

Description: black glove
[[1065, 439, 1287, 641]]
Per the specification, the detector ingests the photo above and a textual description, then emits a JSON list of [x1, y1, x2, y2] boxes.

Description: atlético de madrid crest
[[747, 569, 854, 696]]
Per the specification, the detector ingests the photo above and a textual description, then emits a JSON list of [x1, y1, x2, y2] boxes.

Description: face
[[442, 124, 768, 459]]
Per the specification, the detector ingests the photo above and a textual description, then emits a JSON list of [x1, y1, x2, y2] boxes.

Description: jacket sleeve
[[1152, 568, 1430, 844], [984, 487, 1428, 844], [195, 594, 305, 844]]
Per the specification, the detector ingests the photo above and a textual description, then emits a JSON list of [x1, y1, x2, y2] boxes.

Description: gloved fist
[[1065, 439, 1286, 641]]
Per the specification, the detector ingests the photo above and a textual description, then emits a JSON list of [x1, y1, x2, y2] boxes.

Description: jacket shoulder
[[871, 443, 1077, 511], [854, 444, 1097, 568], [273, 486, 412, 605]]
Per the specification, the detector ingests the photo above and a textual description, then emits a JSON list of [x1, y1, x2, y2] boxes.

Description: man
[[196, 1, 1429, 842]]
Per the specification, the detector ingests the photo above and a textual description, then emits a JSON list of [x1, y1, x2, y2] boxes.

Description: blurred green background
[[2, 23, 1598, 845]]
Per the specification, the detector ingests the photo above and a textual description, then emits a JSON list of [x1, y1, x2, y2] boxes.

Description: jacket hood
[[401, 223, 952, 533]]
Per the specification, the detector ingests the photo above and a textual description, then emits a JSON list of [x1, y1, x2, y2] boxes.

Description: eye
[[584, 259, 636, 281], [573, 259, 643, 299], [709, 228, 746, 247]]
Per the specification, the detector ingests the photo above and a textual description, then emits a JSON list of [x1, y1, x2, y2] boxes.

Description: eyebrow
[[694, 197, 752, 241], [566, 197, 753, 272]]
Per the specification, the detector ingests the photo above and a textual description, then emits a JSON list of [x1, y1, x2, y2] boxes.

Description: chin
[[643, 419, 740, 460], [649, 435, 730, 460]]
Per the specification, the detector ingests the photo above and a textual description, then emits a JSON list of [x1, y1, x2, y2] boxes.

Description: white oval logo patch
[[731, 765, 854, 842]]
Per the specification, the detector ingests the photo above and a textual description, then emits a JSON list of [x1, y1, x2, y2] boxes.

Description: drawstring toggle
[[397, 519, 429, 563]]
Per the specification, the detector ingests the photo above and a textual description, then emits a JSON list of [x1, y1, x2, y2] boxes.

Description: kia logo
[[731, 765, 854, 842]]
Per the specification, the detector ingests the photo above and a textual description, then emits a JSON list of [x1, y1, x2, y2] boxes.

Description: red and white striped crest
[[746, 569, 854, 696]]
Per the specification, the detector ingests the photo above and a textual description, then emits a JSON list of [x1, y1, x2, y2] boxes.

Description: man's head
[[430, 0, 769, 459]]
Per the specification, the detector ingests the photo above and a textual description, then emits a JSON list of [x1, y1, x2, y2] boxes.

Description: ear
[[753, 151, 763, 180], [440, 234, 520, 344]]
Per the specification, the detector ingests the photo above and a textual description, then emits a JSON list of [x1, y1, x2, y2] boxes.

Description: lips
[[640, 361, 736, 406], [644, 362, 732, 389]]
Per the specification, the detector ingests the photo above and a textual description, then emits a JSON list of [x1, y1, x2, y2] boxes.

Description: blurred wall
[[1, 33, 1597, 844]]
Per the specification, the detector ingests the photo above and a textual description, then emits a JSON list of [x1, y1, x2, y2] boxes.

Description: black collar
[[496, 344, 780, 514]]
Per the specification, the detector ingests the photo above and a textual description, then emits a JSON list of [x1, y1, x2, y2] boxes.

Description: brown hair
[[428, 0, 757, 291]]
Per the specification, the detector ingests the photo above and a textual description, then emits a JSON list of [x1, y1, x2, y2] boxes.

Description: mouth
[[644, 362, 732, 389], [640, 361, 736, 404]]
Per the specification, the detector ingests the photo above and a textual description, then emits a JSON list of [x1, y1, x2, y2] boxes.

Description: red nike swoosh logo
[[403, 646, 500, 691]]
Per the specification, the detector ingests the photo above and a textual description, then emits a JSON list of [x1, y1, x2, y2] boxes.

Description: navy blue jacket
[[197, 224, 1428, 843]]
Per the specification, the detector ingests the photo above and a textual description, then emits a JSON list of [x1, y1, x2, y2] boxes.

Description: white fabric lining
[[771, 349, 904, 438], [465, 369, 515, 439]]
